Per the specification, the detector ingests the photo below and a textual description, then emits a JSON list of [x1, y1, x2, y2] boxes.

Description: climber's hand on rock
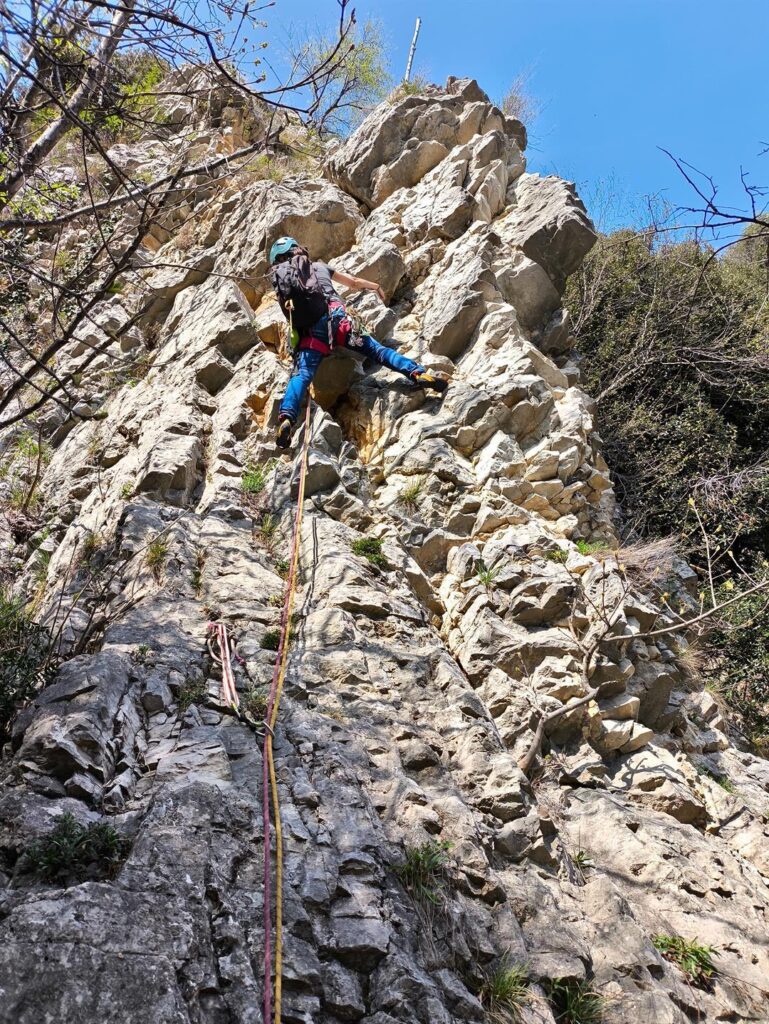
[[375, 285, 387, 305]]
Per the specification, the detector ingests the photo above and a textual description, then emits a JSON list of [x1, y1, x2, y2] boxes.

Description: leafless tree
[[0, 0, 360, 428]]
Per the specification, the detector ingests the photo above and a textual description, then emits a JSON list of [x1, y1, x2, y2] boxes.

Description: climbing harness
[[262, 395, 313, 1024]]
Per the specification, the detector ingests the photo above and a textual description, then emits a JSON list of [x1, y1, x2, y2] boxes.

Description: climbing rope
[[207, 622, 239, 710], [262, 395, 313, 1024]]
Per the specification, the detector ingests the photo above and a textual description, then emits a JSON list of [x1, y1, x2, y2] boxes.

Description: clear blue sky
[[264, 0, 769, 233]]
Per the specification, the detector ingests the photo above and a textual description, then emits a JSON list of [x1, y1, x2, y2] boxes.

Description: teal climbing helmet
[[269, 236, 299, 265]]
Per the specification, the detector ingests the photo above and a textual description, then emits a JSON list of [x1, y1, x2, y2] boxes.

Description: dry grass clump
[[615, 536, 678, 589]]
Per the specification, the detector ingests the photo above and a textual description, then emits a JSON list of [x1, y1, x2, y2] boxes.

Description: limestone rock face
[[325, 79, 525, 208], [1, 75, 768, 1024]]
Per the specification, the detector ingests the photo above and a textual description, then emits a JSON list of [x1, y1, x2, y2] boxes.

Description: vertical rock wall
[[1, 77, 768, 1024]]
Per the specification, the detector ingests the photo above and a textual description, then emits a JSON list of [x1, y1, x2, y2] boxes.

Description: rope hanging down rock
[[262, 395, 313, 1024]]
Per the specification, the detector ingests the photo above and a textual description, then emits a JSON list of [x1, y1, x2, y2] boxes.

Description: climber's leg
[[355, 334, 448, 393], [355, 333, 423, 377], [277, 348, 324, 447]]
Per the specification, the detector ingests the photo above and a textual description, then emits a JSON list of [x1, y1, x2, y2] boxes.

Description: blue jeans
[[279, 336, 425, 423]]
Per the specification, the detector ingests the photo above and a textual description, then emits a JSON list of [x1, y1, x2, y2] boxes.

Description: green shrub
[[567, 227, 769, 547], [20, 812, 129, 883], [708, 585, 769, 748], [351, 536, 387, 569], [241, 460, 276, 495], [546, 978, 604, 1024], [0, 588, 52, 739], [396, 839, 453, 907], [478, 959, 529, 1022], [652, 934, 719, 987], [261, 629, 281, 651]]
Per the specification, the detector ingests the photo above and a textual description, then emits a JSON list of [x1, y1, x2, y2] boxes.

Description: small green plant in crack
[[572, 851, 594, 872], [696, 765, 735, 793], [351, 536, 387, 569], [177, 680, 207, 712], [399, 478, 423, 511], [131, 643, 153, 665], [261, 629, 281, 651], [545, 548, 569, 564], [19, 812, 129, 884], [478, 958, 530, 1023], [81, 530, 104, 565], [241, 685, 269, 721], [120, 481, 134, 500], [241, 459, 276, 496], [274, 557, 290, 579], [268, 593, 284, 608], [652, 935, 719, 988], [145, 535, 169, 581], [575, 539, 610, 557], [261, 625, 295, 651], [258, 512, 279, 549], [476, 560, 501, 587], [396, 838, 453, 907], [545, 978, 605, 1024]]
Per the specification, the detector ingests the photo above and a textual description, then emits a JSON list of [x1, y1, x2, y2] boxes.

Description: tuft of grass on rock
[[546, 978, 605, 1024], [476, 561, 500, 587], [652, 934, 719, 988], [399, 478, 423, 510], [478, 958, 530, 1023], [20, 812, 129, 884], [396, 838, 453, 907], [145, 535, 169, 580], [351, 536, 387, 569]]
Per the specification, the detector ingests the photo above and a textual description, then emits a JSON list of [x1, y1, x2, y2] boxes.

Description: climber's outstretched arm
[[331, 269, 387, 305]]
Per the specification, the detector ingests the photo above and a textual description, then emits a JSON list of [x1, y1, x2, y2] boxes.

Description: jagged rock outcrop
[[1, 76, 768, 1024]]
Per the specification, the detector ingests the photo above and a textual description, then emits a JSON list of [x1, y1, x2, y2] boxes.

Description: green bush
[[351, 536, 387, 569], [0, 588, 52, 740], [20, 812, 129, 883], [241, 460, 275, 495], [567, 225, 769, 742], [566, 227, 769, 547], [708, 585, 769, 749]]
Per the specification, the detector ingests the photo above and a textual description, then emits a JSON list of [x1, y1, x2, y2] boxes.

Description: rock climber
[[269, 236, 447, 449]]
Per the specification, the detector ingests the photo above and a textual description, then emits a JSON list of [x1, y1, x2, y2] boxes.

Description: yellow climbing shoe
[[411, 371, 448, 394], [276, 417, 293, 449]]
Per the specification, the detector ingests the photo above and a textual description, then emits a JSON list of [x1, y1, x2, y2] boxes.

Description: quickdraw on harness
[[262, 395, 313, 1024]]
